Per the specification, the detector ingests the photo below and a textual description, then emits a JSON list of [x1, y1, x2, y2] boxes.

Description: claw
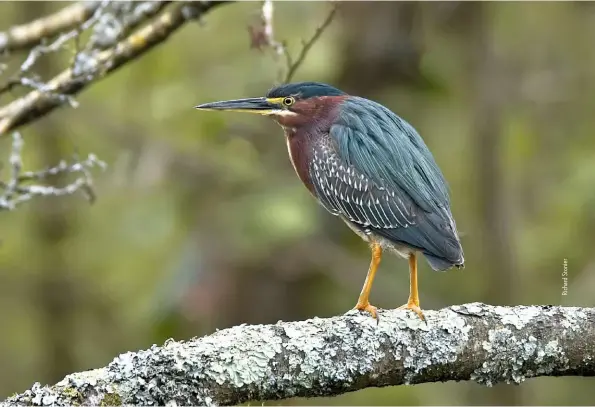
[[398, 301, 426, 322], [354, 302, 379, 322]]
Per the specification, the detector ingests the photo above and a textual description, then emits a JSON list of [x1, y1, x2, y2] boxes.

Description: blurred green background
[[1, 1, 594, 405]]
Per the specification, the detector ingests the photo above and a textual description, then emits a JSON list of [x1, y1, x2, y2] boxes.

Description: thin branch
[[0, 132, 106, 211], [250, 1, 338, 84], [86, 1, 172, 50], [0, 2, 102, 54], [19, 1, 110, 73], [4, 303, 595, 406], [283, 3, 338, 83]]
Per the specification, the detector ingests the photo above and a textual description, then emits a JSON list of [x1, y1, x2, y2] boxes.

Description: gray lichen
[[472, 327, 525, 386], [469, 305, 585, 387], [4, 304, 594, 406], [499, 306, 542, 330]]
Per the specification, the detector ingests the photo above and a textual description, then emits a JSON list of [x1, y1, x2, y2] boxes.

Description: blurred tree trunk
[[468, 4, 519, 306], [24, 2, 79, 385], [335, 1, 426, 94], [466, 2, 521, 405]]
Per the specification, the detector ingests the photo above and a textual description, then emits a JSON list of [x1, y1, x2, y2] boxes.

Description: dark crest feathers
[[267, 82, 346, 99]]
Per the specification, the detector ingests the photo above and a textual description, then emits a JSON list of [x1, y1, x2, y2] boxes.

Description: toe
[[354, 303, 378, 319], [398, 302, 426, 322]]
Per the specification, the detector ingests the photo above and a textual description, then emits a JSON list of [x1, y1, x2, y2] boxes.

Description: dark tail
[[424, 252, 464, 272], [417, 208, 465, 271]]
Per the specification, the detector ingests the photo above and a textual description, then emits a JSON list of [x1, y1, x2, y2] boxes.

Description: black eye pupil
[[284, 98, 293, 105]]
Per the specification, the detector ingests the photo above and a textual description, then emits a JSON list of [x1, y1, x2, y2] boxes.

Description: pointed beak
[[194, 97, 278, 115]]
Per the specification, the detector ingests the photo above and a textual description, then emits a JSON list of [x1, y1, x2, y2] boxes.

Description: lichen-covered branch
[[5, 303, 594, 406], [0, 1, 228, 137]]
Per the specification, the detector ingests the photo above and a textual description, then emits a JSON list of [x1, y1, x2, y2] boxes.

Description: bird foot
[[398, 301, 426, 322], [353, 302, 378, 320]]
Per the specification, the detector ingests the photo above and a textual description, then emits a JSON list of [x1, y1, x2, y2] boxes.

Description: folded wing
[[308, 97, 464, 270]]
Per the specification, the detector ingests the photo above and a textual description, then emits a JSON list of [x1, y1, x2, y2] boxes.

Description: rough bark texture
[[3, 303, 594, 406]]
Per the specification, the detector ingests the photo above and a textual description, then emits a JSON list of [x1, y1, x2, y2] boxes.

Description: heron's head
[[195, 82, 347, 127]]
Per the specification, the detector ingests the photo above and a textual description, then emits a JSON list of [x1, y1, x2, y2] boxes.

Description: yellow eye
[[283, 97, 295, 106]]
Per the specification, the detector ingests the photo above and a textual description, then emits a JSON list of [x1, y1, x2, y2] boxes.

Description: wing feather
[[310, 148, 416, 230]]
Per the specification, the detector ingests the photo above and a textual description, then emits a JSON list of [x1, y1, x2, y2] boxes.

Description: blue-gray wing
[[309, 97, 464, 269], [332, 97, 451, 213]]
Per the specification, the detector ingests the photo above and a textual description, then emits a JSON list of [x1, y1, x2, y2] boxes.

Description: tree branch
[[5, 303, 594, 406], [0, 1, 228, 137], [0, 132, 106, 211], [0, 2, 102, 54], [283, 2, 338, 83], [249, 1, 338, 83]]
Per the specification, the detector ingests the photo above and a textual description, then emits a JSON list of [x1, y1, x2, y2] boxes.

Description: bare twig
[[0, 2, 102, 54], [251, 1, 338, 83], [283, 3, 338, 83], [0, 132, 106, 211], [4, 303, 595, 406], [20, 1, 111, 74]]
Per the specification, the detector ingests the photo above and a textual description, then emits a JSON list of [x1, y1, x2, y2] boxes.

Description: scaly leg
[[353, 242, 382, 319], [398, 252, 426, 321]]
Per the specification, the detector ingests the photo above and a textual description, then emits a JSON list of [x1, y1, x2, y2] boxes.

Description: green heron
[[195, 82, 464, 320]]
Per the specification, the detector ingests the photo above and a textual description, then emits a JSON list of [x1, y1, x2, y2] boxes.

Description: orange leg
[[398, 252, 426, 321], [353, 242, 382, 319]]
